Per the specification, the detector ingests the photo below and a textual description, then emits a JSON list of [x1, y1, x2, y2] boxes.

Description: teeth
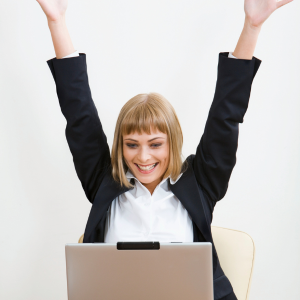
[[137, 163, 157, 171]]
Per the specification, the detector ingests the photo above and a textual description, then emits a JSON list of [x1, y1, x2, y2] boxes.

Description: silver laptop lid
[[66, 242, 213, 300]]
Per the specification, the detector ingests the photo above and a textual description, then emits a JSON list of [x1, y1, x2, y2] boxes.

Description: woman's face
[[123, 127, 169, 191]]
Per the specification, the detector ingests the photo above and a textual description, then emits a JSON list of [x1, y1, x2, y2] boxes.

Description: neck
[[142, 177, 164, 195]]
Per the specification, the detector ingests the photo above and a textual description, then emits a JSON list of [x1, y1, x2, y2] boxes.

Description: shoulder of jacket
[[183, 154, 195, 168]]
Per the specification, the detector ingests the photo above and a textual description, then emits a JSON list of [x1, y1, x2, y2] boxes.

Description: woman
[[36, 0, 293, 299]]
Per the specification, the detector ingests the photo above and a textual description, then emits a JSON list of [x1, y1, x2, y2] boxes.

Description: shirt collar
[[125, 170, 182, 185]]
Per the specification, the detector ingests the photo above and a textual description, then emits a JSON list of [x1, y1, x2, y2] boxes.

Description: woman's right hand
[[36, 0, 75, 58], [36, 0, 68, 22]]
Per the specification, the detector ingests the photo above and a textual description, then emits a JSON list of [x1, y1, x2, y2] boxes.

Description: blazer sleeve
[[47, 53, 111, 203], [193, 52, 262, 203]]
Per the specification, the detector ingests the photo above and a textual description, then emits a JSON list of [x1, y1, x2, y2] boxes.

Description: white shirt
[[104, 171, 194, 243], [60, 50, 238, 243]]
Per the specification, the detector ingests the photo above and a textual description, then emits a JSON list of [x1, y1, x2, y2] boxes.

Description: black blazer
[[47, 52, 261, 300]]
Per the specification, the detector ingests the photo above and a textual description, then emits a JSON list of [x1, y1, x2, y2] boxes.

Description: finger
[[276, 0, 294, 9]]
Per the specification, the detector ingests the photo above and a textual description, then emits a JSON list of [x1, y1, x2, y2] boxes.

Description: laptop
[[65, 242, 213, 300]]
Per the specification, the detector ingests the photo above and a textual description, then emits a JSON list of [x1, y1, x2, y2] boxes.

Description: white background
[[0, 0, 299, 299]]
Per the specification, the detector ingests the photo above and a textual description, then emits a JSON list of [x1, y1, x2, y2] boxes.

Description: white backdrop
[[1, 0, 299, 299]]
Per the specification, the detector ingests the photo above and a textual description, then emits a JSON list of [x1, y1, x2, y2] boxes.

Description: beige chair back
[[211, 226, 255, 300], [78, 226, 255, 300]]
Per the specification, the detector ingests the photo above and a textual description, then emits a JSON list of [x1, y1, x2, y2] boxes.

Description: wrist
[[244, 17, 262, 32], [47, 14, 66, 27]]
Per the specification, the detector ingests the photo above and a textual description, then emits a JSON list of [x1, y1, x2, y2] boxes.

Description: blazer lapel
[[170, 163, 213, 243], [84, 170, 130, 241]]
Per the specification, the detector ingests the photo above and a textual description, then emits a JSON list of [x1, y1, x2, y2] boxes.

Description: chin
[[137, 174, 159, 184]]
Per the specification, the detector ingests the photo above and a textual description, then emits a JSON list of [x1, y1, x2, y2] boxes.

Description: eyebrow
[[124, 137, 166, 142]]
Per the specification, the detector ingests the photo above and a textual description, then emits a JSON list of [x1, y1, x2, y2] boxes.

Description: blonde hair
[[111, 92, 185, 188]]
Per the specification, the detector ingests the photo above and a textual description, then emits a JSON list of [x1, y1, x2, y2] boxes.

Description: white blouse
[[103, 171, 194, 243], [60, 50, 238, 243]]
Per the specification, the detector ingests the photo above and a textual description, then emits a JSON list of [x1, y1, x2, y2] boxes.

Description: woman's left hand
[[245, 0, 294, 28]]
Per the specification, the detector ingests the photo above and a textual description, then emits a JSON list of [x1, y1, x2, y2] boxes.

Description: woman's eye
[[126, 143, 138, 148], [151, 143, 162, 148]]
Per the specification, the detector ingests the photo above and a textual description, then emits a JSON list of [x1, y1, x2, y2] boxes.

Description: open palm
[[245, 0, 293, 27], [36, 0, 68, 22]]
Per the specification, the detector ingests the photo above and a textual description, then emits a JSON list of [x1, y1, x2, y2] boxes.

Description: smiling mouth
[[135, 163, 158, 173]]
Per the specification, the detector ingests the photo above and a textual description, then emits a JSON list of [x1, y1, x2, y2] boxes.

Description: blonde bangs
[[111, 92, 185, 188], [120, 96, 169, 136]]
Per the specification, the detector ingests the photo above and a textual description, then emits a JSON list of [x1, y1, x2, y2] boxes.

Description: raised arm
[[193, 0, 293, 202], [36, 0, 76, 58], [36, 0, 111, 203], [233, 0, 293, 59]]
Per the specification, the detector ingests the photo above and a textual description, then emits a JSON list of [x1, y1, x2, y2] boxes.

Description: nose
[[137, 146, 151, 163]]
